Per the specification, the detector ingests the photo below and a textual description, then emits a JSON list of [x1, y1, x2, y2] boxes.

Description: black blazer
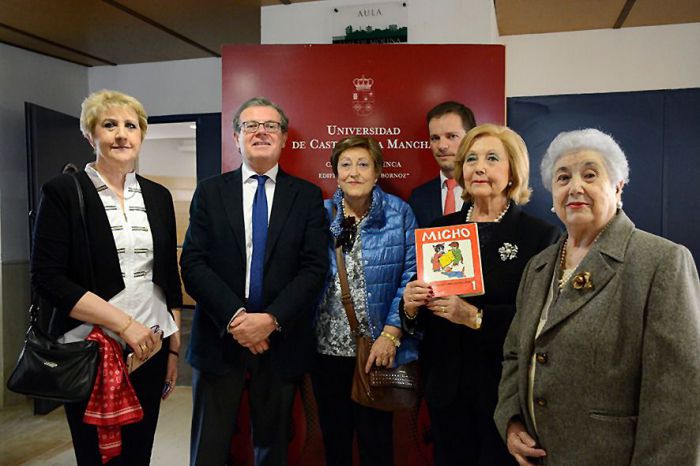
[[31, 171, 182, 337], [408, 176, 468, 228], [180, 168, 329, 379], [403, 204, 560, 407]]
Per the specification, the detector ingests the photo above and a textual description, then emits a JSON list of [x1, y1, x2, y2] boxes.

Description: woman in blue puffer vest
[[312, 135, 418, 466]]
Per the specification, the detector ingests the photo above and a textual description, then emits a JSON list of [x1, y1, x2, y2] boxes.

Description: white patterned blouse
[[60, 164, 177, 345]]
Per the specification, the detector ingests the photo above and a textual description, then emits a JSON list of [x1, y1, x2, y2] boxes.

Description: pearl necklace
[[343, 198, 370, 223], [466, 201, 511, 223], [558, 217, 614, 289]]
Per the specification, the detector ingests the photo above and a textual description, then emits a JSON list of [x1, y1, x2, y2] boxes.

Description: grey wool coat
[[494, 210, 700, 466]]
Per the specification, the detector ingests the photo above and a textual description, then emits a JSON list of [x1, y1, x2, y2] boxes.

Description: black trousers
[[64, 338, 169, 466], [311, 353, 394, 466], [189, 351, 297, 466], [427, 364, 516, 466]]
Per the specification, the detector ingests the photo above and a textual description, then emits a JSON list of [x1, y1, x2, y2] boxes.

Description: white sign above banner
[[332, 2, 408, 44]]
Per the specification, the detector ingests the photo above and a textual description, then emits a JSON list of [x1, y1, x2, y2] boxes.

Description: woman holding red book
[[401, 124, 559, 466]]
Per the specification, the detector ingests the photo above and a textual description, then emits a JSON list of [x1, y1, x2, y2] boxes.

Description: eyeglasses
[[240, 120, 283, 134]]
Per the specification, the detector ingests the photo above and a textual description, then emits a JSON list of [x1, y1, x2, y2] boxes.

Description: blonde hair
[[454, 123, 532, 205], [80, 89, 148, 140]]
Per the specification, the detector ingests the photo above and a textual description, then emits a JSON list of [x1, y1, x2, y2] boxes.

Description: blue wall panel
[[662, 89, 700, 261], [507, 89, 698, 262]]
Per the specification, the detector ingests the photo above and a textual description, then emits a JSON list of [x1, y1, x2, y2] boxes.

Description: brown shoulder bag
[[335, 244, 419, 412]]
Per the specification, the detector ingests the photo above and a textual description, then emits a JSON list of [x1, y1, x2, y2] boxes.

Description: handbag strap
[[333, 205, 361, 335], [28, 174, 96, 327], [336, 244, 362, 335], [70, 173, 97, 292]]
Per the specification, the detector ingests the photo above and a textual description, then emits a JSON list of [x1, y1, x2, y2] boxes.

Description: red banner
[[222, 44, 505, 200]]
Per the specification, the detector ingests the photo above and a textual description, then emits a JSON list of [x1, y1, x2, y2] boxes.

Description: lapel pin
[[572, 271, 593, 290]]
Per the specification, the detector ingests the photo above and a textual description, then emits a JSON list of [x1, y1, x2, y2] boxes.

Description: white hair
[[540, 128, 630, 192]]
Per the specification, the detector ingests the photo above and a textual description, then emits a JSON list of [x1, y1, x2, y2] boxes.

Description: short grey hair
[[232, 96, 289, 133], [540, 128, 629, 192]]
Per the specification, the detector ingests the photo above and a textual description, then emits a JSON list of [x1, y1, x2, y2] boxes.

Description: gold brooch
[[571, 272, 593, 290]]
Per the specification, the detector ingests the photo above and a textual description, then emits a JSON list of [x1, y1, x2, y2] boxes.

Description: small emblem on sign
[[352, 75, 375, 116]]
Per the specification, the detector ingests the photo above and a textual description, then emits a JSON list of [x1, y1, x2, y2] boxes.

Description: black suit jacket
[[180, 168, 328, 379], [408, 176, 468, 228], [31, 171, 182, 337], [403, 204, 560, 407]]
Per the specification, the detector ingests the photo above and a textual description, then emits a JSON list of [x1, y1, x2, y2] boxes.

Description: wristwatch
[[272, 315, 282, 332]]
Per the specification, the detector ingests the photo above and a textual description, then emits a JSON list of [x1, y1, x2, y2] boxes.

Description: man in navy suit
[[181, 97, 328, 466], [408, 101, 476, 227]]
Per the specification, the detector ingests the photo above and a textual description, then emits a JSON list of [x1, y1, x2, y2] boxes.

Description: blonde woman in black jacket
[[31, 90, 182, 465]]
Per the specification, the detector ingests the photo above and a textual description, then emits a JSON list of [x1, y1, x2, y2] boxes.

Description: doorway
[[139, 113, 221, 387]]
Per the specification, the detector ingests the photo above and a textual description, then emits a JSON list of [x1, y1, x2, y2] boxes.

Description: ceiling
[[1, 0, 698, 67], [496, 0, 700, 35]]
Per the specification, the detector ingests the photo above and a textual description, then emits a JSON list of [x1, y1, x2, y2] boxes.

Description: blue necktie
[[248, 174, 268, 311]]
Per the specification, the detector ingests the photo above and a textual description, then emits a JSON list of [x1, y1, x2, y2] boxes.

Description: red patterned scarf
[[83, 327, 143, 464]]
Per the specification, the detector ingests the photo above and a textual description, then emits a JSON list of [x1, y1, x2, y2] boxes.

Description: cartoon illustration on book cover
[[430, 242, 465, 278], [422, 239, 475, 282]]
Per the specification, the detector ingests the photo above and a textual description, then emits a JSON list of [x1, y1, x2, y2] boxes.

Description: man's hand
[[229, 311, 277, 348]]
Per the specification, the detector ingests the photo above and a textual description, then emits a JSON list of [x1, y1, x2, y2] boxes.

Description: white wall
[[139, 138, 197, 178], [503, 23, 700, 97], [88, 57, 221, 116]]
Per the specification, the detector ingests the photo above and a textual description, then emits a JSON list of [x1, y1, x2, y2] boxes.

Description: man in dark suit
[[181, 97, 328, 466], [408, 101, 476, 227]]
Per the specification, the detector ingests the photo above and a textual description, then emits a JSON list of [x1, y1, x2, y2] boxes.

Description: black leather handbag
[[7, 304, 99, 402], [7, 174, 99, 403]]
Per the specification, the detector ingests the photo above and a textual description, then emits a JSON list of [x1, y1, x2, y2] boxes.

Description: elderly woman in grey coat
[[494, 128, 700, 466]]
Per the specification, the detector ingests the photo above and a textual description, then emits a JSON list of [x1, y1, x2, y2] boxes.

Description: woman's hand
[[162, 312, 181, 399], [69, 293, 160, 360], [426, 295, 481, 329], [162, 344, 179, 400], [364, 326, 401, 373], [122, 320, 161, 361], [506, 420, 546, 465], [403, 279, 433, 318]]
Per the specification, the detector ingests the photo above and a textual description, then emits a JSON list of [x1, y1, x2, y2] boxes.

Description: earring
[[617, 200, 622, 209], [550, 206, 555, 213], [507, 180, 513, 187]]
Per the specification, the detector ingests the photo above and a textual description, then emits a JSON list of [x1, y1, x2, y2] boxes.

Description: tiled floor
[[0, 386, 193, 466]]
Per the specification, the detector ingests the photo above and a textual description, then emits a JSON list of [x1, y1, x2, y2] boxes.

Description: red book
[[415, 223, 485, 297]]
